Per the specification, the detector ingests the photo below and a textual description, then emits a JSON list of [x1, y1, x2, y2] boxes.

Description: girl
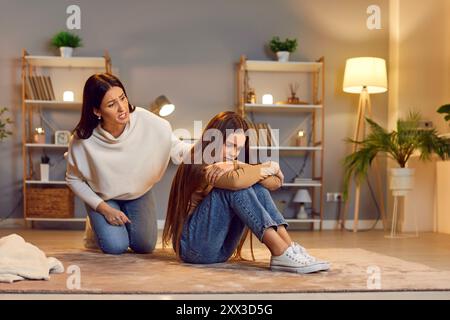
[[163, 111, 329, 273]]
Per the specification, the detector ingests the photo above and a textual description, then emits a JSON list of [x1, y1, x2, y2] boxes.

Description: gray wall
[[0, 0, 389, 224]]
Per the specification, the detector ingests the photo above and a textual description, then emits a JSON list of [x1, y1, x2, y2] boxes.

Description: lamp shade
[[150, 95, 175, 117], [343, 57, 388, 94], [293, 189, 312, 203]]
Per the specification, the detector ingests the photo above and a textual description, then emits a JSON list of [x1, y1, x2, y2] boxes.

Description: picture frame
[[55, 130, 71, 145]]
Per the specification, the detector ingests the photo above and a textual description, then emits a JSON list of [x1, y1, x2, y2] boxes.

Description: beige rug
[[1, 248, 450, 294]]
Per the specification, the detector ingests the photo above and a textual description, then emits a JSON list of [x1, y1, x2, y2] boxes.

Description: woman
[[66, 73, 225, 255], [163, 112, 330, 273]]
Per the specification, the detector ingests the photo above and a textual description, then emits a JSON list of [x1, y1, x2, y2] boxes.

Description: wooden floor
[[1, 228, 450, 299]]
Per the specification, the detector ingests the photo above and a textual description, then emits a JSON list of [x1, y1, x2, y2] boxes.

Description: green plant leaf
[[437, 104, 450, 114], [51, 31, 82, 48], [0, 107, 13, 141], [342, 111, 450, 199], [269, 36, 298, 53]]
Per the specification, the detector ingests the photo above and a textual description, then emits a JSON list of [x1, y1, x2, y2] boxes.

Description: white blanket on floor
[[0, 234, 64, 283]]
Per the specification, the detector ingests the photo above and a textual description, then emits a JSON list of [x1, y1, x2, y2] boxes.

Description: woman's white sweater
[[65, 107, 191, 210]]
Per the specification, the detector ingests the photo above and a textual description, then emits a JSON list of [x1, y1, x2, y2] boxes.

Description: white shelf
[[251, 146, 322, 151], [244, 103, 322, 112], [25, 217, 86, 222], [285, 219, 321, 223], [25, 100, 81, 108], [282, 181, 322, 187], [25, 143, 68, 148], [245, 60, 322, 73], [26, 180, 68, 185], [25, 56, 106, 68]]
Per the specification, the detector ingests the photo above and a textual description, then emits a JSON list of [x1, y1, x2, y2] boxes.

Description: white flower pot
[[40, 164, 50, 181], [276, 51, 290, 62], [60, 47, 74, 58], [390, 168, 415, 196]]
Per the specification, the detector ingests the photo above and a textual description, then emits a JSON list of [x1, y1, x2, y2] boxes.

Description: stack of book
[[293, 177, 314, 184], [25, 75, 55, 101]]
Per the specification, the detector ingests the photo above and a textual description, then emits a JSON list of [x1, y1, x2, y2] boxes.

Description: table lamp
[[150, 95, 175, 117], [293, 189, 312, 220]]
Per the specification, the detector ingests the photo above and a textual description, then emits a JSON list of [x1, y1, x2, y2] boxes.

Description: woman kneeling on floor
[[163, 111, 329, 274]]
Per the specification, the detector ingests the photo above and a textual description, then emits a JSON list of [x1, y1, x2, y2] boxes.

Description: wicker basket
[[26, 186, 74, 218]]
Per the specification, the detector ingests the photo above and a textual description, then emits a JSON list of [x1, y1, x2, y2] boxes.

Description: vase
[[389, 168, 415, 196], [40, 163, 50, 181], [276, 51, 290, 62], [60, 47, 74, 58]]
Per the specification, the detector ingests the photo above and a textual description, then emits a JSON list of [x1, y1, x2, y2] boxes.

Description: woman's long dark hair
[[73, 73, 136, 139], [163, 111, 253, 259]]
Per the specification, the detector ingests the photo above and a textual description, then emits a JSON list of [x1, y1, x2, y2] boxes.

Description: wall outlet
[[326, 192, 343, 202]]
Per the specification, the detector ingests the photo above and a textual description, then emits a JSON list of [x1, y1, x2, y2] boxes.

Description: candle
[[297, 130, 305, 146], [63, 91, 75, 102], [33, 127, 46, 144], [262, 94, 273, 105]]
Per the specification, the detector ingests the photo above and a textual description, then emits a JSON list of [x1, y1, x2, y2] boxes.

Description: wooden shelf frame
[[21, 49, 112, 223], [237, 55, 325, 230]]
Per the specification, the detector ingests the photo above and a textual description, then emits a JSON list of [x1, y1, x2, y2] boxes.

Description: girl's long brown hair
[[162, 111, 254, 259]]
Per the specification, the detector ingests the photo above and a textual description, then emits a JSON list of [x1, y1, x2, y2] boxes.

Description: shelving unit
[[21, 49, 112, 224], [237, 55, 325, 230], [25, 181, 68, 185], [25, 143, 69, 148], [24, 100, 82, 109], [244, 103, 322, 112]]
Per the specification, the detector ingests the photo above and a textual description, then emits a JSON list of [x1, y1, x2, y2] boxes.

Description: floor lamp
[[341, 57, 388, 232]]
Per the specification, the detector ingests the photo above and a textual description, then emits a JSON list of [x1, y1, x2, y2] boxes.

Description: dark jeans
[[180, 183, 288, 264], [87, 189, 157, 255]]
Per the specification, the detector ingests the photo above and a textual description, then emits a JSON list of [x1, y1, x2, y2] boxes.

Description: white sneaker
[[291, 242, 330, 271], [270, 246, 326, 274]]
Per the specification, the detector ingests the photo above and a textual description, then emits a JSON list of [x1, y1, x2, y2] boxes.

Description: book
[[46, 76, 56, 100], [245, 119, 258, 147], [38, 76, 49, 100], [31, 76, 44, 100], [24, 76, 35, 100], [256, 123, 268, 147], [29, 76, 40, 100], [293, 177, 315, 184], [266, 123, 279, 146], [42, 76, 52, 101]]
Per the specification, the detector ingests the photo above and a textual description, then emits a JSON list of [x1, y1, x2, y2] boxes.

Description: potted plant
[[40, 154, 50, 182], [51, 31, 82, 58], [0, 107, 12, 141], [343, 112, 450, 200], [269, 36, 298, 62]]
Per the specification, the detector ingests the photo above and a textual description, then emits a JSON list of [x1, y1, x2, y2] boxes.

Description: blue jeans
[[180, 183, 288, 264], [87, 189, 158, 255]]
